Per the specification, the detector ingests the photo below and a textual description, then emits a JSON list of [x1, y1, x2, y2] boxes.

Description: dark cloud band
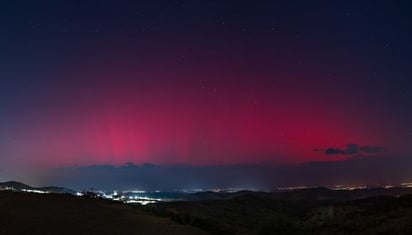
[[321, 144, 385, 155]]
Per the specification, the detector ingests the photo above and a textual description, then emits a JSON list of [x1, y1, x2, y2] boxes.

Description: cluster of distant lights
[[0, 187, 51, 194], [75, 187, 253, 205], [83, 191, 166, 205], [276, 185, 369, 191], [21, 189, 49, 194], [276, 184, 406, 191]]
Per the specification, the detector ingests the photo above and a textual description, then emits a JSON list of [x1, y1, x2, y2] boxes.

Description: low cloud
[[325, 148, 346, 155], [321, 144, 385, 155]]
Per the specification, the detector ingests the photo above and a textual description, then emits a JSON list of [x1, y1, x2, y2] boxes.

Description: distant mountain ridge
[[0, 181, 75, 194], [2, 180, 412, 202], [0, 181, 32, 190], [181, 186, 412, 202]]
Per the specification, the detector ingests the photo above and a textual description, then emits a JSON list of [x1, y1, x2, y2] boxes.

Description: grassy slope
[[147, 194, 412, 235], [0, 191, 209, 235]]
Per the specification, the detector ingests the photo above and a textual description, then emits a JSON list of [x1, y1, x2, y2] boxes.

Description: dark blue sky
[[0, 1, 412, 188]]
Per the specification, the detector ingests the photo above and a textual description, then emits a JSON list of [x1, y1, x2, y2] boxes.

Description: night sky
[[1, 1, 412, 187]]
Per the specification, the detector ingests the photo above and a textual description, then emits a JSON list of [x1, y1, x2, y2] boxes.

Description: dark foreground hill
[[147, 192, 412, 235], [0, 191, 208, 235], [3, 187, 412, 235]]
